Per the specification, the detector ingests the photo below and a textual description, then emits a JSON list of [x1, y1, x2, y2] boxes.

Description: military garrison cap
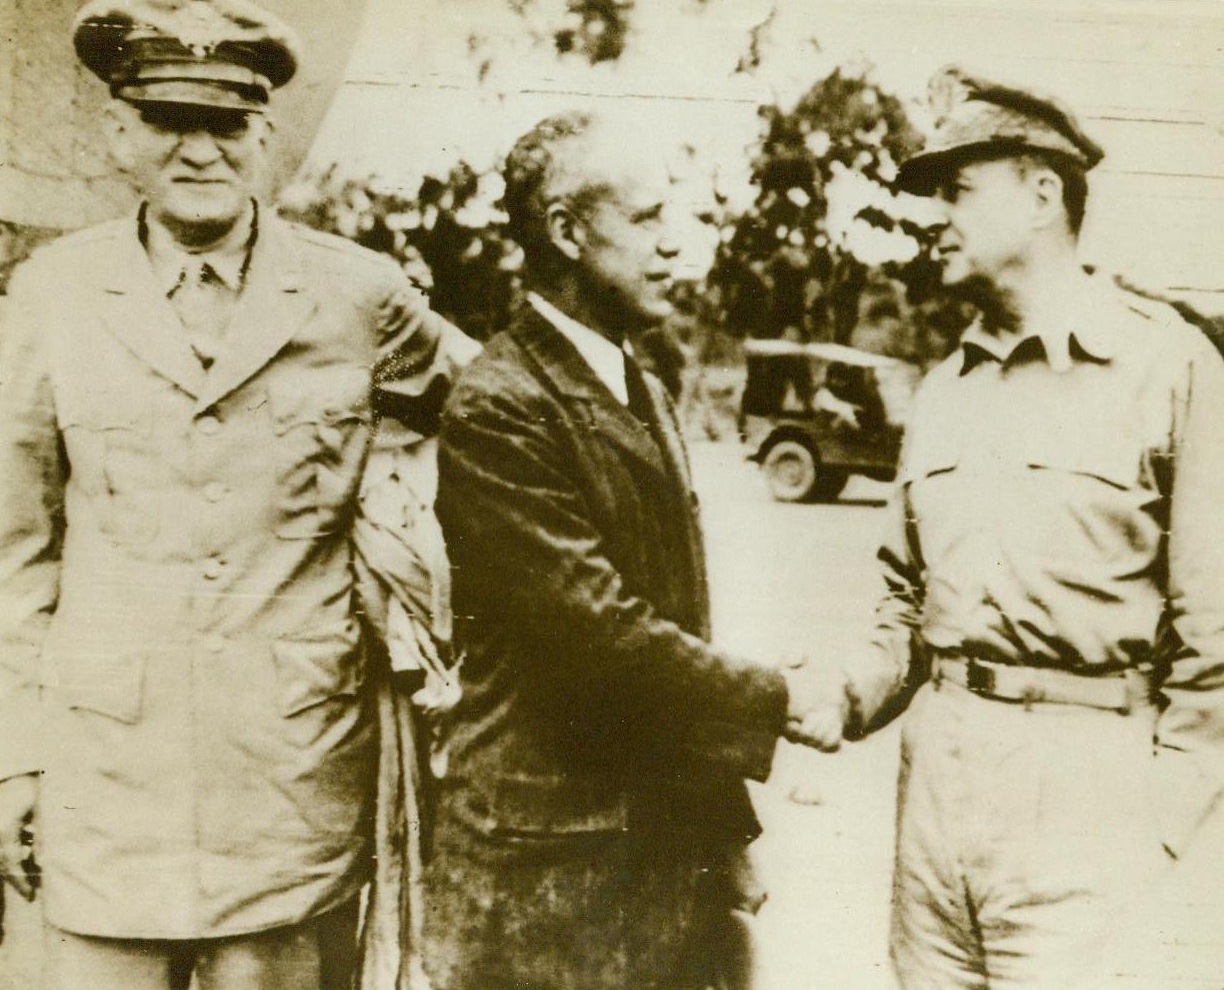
[[73, 0, 300, 111], [897, 65, 1104, 196]]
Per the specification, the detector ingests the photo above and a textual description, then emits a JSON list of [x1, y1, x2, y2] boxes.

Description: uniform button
[[203, 635, 226, 654], [197, 415, 221, 436], [203, 557, 226, 580], [203, 481, 228, 503]]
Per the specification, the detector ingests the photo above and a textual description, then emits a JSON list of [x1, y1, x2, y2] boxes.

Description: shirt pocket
[[1018, 442, 1160, 563], [1025, 445, 1138, 491], [269, 372, 372, 540], [900, 428, 961, 483], [900, 436, 962, 520], [270, 619, 364, 717]]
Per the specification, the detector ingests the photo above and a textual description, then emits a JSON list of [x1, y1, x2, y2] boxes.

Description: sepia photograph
[[2, 1, 1223, 988]]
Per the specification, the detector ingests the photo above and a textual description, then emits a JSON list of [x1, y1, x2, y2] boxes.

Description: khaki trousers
[[44, 898, 360, 990], [891, 680, 1172, 990]]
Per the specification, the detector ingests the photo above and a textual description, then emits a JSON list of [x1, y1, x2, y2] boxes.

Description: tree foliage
[[279, 163, 522, 342], [554, 0, 634, 63], [0, 222, 60, 293], [508, 0, 635, 64], [279, 55, 975, 411], [706, 65, 968, 366]]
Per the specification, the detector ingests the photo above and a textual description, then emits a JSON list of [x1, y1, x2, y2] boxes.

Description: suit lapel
[[512, 309, 667, 480], [193, 214, 319, 413], [96, 215, 208, 399], [638, 364, 713, 640], [513, 307, 711, 636], [638, 373, 692, 493]]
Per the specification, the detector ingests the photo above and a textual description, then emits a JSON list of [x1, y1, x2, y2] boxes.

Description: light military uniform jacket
[[0, 209, 470, 939]]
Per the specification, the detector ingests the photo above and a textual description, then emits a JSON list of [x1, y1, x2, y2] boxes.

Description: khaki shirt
[[848, 279, 1224, 849]]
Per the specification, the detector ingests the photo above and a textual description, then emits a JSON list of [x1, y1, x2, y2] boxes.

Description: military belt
[[931, 654, 1152, 714]]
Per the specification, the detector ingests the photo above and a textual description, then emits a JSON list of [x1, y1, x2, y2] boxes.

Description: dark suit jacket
[[425, 306, 787, 990]]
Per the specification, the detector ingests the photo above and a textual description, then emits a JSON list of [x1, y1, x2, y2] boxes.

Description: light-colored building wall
[[318, 0, 1224, 310]]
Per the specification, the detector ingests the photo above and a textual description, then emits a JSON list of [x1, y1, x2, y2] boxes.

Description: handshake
[[779, 657, 852, 753]]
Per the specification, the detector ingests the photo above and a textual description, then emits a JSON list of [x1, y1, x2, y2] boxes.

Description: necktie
[[623, 354, 658, 431], [168, 259, 237, 370]]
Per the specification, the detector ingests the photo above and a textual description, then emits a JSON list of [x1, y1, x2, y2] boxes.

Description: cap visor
[[117, 80, 266, 111], [894, 152, 947, 197], [895, 141, 1034, 196]]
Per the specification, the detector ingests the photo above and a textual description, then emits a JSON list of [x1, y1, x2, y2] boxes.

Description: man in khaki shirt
[[838, 66, 1224, 989]]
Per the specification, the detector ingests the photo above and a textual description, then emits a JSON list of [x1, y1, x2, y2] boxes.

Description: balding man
[[422, 111, 845, 990]]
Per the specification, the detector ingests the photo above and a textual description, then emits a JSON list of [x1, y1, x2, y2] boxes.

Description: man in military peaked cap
[[827, 66, 1224, 988], [0, 2, 476, 988]]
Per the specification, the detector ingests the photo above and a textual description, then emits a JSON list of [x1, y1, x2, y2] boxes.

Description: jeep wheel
[[761, 440, 848, 502], [762, 440, 817, 501]]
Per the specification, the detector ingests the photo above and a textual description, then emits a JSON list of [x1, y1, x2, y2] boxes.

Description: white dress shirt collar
[[527, 292, 629, 406]]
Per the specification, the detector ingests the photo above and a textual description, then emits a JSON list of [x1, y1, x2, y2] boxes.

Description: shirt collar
[[140, 199, 259, 297], [958, 277, 1121, 375], [527, 292, 629, 406]]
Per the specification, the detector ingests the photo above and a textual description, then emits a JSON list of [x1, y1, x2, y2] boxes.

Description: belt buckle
[[965, 659, 996, 696]]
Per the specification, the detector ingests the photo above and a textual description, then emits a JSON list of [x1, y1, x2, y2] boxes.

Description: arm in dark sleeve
[[437, 382, 787, 782], [0, 264, 66, 780]]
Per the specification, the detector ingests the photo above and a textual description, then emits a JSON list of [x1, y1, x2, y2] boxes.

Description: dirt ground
[[695, 439, 901, 990], [0, 438, 903, 990]]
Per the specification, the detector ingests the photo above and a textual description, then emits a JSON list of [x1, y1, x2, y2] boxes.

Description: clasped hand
[[780, 657, 849, 753]]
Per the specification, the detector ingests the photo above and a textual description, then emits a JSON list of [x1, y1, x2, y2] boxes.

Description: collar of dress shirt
[[959, 276, 1121, 375], [527, 291, 629, 406], [141, 199, 258, 297]]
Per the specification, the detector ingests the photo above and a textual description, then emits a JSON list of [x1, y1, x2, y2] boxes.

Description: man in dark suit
[[423, 110, 844, 990], [0, 2, 475, 988]]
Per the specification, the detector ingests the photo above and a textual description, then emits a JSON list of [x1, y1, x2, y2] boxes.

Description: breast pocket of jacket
[[60, 402, 162, 546], [896, 438, 968, 565], [269, 374, 372, 540], [42, 644, 145, 726]]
